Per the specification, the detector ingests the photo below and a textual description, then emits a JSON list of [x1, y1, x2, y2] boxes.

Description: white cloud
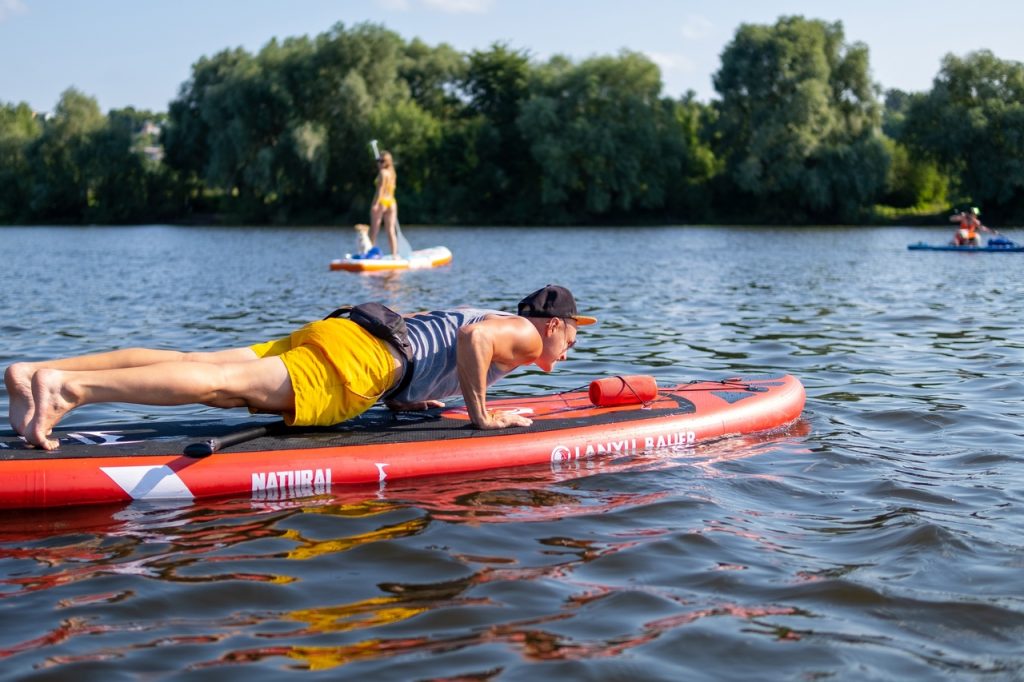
[[422, 0, 493, 14], [0, 0, 27, 23], [680, 15, 712, 40]]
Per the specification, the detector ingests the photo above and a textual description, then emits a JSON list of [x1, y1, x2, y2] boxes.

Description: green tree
[[85, 108, 182, 223], [162, 48, 251, 189], [879, 90, 949, 209], [881, 88, 914, 140], [878, 136, 948, 209], [165, 43, 324, 220], [162, 22, 441, 222], [712, 16, 889, 222], [311, 23, 410, 220], [27, 88, 105, 221], [518, 51, 682, 223], [400, 38, 466, 119], [0, 101, 42, 222], [663, 92, 718, 218], [448, 43, 534, 222], [903, 50, 1024, 221]]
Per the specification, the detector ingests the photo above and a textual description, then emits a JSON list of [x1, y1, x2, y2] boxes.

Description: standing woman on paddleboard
[[370, 150, 399, 257]]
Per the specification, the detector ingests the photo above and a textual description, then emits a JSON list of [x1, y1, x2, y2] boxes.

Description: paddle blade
[[395, 218, 414, 260]]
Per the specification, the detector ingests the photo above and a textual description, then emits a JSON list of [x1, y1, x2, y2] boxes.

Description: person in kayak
[[949, 207, 992, 246], [369, 150, 399, 257], [5, 285, 597, 451]]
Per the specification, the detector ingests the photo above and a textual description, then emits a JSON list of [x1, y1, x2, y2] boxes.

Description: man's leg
[[25, 356, 291, 451], [385, 208, 398, 256], [369, 204, 383, 245], [6, 347, 259, 435]]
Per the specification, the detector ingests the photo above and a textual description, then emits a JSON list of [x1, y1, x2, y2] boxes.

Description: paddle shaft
[[183, 420, 287, 457]]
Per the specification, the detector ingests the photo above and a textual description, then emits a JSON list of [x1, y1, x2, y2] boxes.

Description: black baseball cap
[[517, 285, 597, 325]]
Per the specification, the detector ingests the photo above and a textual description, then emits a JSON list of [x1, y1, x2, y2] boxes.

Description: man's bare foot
[[25, 368, 75, 451], [4, 362, 36, 436]]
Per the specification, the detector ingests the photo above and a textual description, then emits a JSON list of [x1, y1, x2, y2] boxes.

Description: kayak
[[908, 237, 1024, 252], [330, 246, 453, 272], [0, 373, 806, 510]]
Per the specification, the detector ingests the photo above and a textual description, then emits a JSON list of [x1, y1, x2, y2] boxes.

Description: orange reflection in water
[[202, 599, 805, 671], [0, 423, 814, 671], [0, 424, 811, 603]]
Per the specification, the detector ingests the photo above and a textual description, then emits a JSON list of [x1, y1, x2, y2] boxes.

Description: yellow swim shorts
[[250, 318, 399, 427]]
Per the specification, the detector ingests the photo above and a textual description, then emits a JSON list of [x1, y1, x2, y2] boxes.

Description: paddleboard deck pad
[[0, 374, 805, 509], [330, 246, 453, 272]]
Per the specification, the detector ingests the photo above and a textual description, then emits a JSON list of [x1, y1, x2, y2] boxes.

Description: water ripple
[[1, 226, 1023, 678]]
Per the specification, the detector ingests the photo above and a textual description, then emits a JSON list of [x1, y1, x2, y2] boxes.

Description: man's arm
[[456, 316, 541, 429]]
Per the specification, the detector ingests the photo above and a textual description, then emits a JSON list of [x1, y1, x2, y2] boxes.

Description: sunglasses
[[562, 318, 578, 350]]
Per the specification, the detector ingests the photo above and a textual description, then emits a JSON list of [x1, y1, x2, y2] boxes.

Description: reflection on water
[[1, 225, 1023, 679], [0, 432, 807, 674]]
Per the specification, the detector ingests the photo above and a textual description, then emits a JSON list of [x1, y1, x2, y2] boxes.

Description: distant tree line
[[3, 17, 1024, 226]]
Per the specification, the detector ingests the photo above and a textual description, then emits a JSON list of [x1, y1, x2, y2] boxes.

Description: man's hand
[[475, 409, 533, 430], [386, 399, 445, 412]]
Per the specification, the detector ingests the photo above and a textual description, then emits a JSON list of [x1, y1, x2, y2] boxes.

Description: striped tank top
[[388, 308, 514, 404]]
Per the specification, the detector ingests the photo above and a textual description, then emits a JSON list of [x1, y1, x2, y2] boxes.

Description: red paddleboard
[[0, 374, 805, 510]]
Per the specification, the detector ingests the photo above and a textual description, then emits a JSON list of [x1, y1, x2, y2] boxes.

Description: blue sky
[[2, 0, 1022, 114]]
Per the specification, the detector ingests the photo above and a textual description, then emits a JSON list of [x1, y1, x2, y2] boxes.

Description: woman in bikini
[[369, 150, 398, 257]]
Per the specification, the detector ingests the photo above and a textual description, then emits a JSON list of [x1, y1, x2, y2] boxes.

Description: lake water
[[1, 224, 1022, 680]]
